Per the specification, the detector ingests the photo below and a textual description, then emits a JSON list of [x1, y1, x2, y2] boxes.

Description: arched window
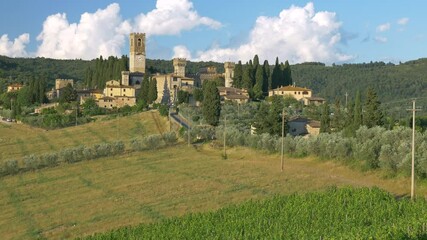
[[137, 39, 142, 47]]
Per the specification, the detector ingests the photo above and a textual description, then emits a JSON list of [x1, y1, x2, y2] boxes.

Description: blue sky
[[0, 0, 426, 64]]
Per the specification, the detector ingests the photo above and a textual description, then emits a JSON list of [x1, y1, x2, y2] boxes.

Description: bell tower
[[129, 33, 146, 73]]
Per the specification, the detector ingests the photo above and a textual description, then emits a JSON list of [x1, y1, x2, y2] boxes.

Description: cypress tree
[[283, 60, 292, 86], [148, 78, 157, 104], [364, 88, 383, 128], [253, 54, 260, 68], [233, 61, 243, 88], [242, 63, 253, 90], [202, 81, 221, 126], [320, 102, 330, 133], [253, 65, 264, 100], [262, 60, 270, 92], [139, 74, 150, 102], [271, 57, 281, 89], [353, 90, 362, 128]]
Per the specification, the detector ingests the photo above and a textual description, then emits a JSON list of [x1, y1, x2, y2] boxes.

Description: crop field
[[86, 187, 427, 239], [0, 111, 167, 163], [1, 143, 427, 239]]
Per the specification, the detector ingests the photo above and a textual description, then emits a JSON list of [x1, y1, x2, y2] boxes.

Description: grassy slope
[[0, 111, 167, 164], [1, 143, 427, 239]]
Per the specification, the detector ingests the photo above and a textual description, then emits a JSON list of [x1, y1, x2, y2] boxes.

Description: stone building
[[46, 79, 74, 100], [152, 58, 195, 104], [7, 83, 23, 92], [268, 85, 325, 106]]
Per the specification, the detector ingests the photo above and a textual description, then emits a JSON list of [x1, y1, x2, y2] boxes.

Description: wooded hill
[[1, 54, 426, 114]]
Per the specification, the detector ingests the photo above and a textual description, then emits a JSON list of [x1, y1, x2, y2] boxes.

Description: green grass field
[[1, 141, 427, 239], [0, 111, 168, 164]]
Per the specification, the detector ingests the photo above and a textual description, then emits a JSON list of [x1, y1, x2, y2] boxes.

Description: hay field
[[0, 111, 167, 163], [0, 143, 425, 239]]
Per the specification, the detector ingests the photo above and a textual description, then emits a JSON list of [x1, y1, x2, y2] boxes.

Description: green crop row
[[84, 187, 427, 239]]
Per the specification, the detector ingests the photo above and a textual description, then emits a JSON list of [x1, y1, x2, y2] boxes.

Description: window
[[110, 88, 113, 91], [123, 89, 126, 92], [137, 38, 142, 47], [110, 93, 113, 96], [294, 92, 297, 94]]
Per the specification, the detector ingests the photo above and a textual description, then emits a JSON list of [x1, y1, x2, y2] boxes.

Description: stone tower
[[129, 33, 146, 73], [224, 62, 235, 88], [173, 58, 186, 77]]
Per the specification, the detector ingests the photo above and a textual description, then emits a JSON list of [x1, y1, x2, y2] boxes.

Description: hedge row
[[215, 125, 427, 178], [0, 132, 178, 177]]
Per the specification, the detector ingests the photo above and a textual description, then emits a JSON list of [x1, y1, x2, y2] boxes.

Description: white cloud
[[172, 45, 192, 59], [376, 23, 390, 32], [191, 2, 352, 64], [34, 0, 221, 59], [0, 33, 30, 57], [397, 17, 409, 25], [134, 0, 221, 36], [36, 3, 129, 59], [374, 36, 388, 43]]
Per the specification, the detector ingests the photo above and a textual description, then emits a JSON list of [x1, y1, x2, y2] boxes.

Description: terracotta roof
[[305, 96, 325, 101], [8, 83, 23, 87], [307, 120, 321, 128], [105, 85, 136, 89], [224, 94, 249, 100], [272, 85, 311, 92], [218, 87, 248, 93]]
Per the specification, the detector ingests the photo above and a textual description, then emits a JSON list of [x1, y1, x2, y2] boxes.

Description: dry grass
[[0, 143, 426, 239], [0, 111, 168, 163]]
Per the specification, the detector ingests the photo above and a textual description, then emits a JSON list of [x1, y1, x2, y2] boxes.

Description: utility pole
[[407, 99, 421, 200], [281, 108, 285, 172], [223, 115, 227, 159], [187, 110, 191, 147], [345, 92, 348, 110], [75, 103, 78, 127]]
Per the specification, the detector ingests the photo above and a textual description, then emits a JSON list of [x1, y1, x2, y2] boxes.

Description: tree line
[[232, 55, 292, 99]]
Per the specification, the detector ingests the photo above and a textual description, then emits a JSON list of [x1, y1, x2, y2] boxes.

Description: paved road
[[170, 112, 190, 129]]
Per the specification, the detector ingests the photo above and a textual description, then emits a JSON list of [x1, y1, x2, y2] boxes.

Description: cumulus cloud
[[172, 45, 192, 59], [36, 3, 129, 59], [191, 2, 352, 64], [0, 33, 30, 57], [134, 0, 221, 36], [374, 36, 388, 43], [34, 0, 221, 59], [376, 23, 390, 32], [397, 17, 409, 25]]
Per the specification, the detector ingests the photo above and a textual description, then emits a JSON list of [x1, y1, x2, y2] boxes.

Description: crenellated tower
[[173, 58, 186, 77], [224, 62, 235, 88]]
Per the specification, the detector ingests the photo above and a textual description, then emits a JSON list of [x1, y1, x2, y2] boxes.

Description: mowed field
[[0, 111, 168, 163], [1, 142, 427, 239]]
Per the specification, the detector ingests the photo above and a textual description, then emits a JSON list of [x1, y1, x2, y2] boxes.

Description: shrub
[[163, 132, 178, 145], [23, 154, 40, 170], [3, 159, 19, 175], [143, 134, 163, 150], [59, 149, 75, 163], [41, 153, 59, 167], [131, 138, 144, 151], [112, 141, 125, 155], [94, 143, 112, 158]]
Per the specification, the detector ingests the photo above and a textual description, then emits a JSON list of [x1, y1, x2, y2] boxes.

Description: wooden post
[[281, 108, 285, 172], [223, 115, 227, 159]]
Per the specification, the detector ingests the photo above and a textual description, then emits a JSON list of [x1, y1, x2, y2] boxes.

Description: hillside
[[1, 143, 425, 239], [1, 55, 426, 116], [0, 111, 167, 163], [292, 59, 427, 117]]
